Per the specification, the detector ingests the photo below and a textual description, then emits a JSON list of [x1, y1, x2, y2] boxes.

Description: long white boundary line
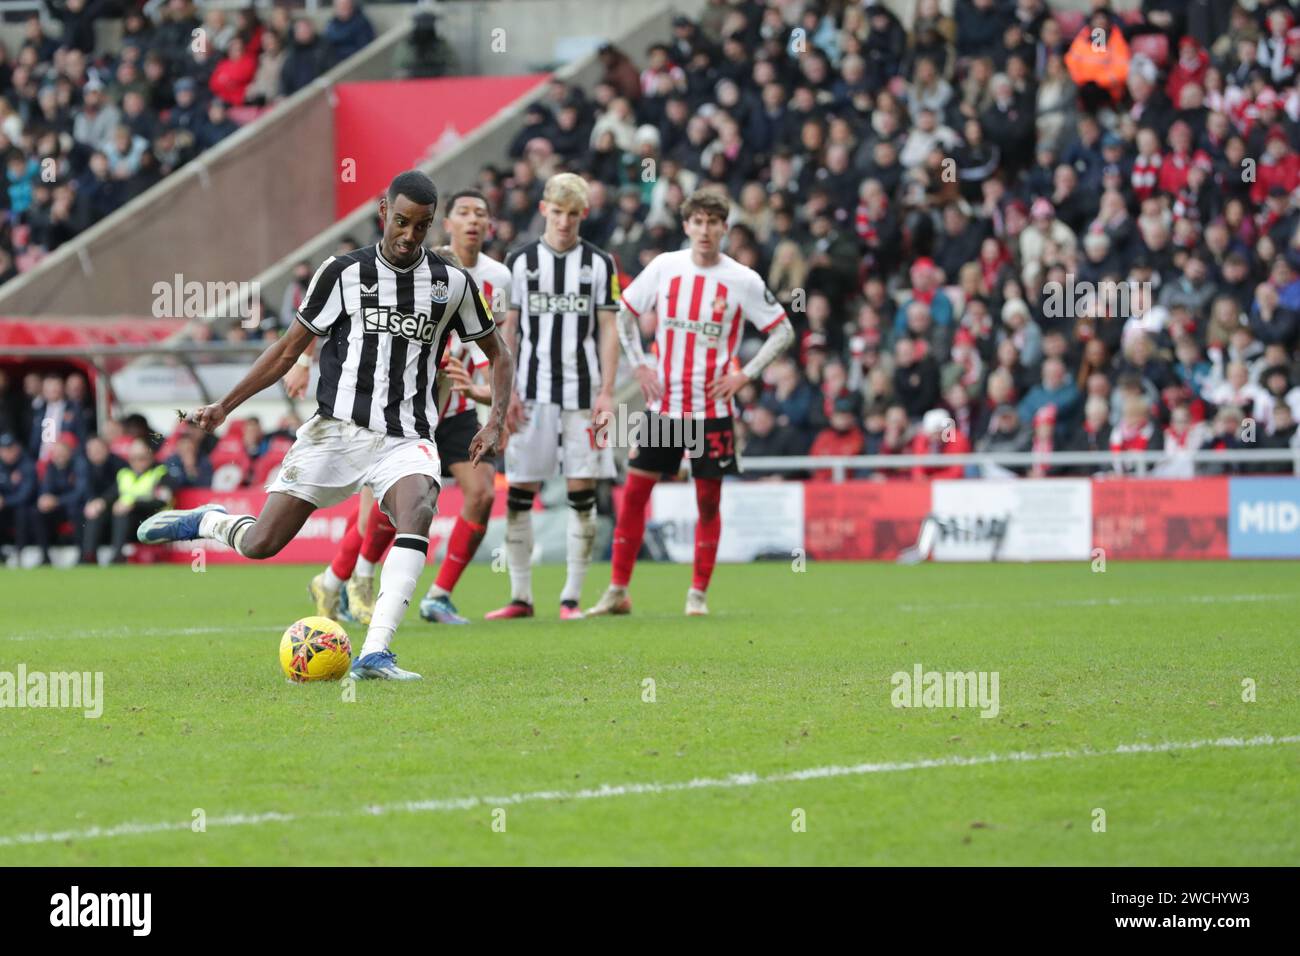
[[1, 733, 1295, 849]]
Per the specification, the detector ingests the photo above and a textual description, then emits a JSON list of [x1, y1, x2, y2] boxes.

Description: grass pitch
[[1, 559, 1297, 865]]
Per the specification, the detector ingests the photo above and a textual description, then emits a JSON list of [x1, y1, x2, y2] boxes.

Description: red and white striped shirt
[[621, 250, 787, 419], [439, 252, 510, 419]]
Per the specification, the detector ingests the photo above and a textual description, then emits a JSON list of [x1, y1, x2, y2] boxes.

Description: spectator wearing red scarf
[[1166, 37, 1209, 106], [1156, 121, 1195, 196], [910, 408, 970, 479], [1250, 127, 1300, 205], [809, 396, 865, 481]]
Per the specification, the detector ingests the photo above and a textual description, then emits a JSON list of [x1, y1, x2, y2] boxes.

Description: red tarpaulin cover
[[332, 74, 551, 217]]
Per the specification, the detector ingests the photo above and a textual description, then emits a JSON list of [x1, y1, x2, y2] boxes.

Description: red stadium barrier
[[142, 477, 1246, 565], [804, 479, 930, 561], [1092, 478, 1230, 560]]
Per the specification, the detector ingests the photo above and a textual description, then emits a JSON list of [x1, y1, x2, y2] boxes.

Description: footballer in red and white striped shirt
[[419, 188, 513, 625], [588, 190, 794, 618]]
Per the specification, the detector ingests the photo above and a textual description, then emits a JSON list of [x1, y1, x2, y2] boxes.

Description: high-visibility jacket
[[1065, 26, 1131, 101], [116, 464, 167, 506]]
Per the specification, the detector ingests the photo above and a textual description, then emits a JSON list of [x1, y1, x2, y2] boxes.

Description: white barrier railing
[[744, 449, 1300, 482]]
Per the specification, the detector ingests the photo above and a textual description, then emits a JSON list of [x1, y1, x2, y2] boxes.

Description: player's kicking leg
[[138, 492, 316, 561], [421, 459, 493, 624], [350, 474, 437, 681]]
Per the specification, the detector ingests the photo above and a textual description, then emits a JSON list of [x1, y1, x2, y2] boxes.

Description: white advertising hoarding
[[930, 479, 1093, 562], [649, 482, 805, 563]]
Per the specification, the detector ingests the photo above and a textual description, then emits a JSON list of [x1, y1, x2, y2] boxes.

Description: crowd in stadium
[[0, 0, 375, 284], [9, 0, 1300, 561], [0, 366, 302, 563], [280, 0, 1300, 480]]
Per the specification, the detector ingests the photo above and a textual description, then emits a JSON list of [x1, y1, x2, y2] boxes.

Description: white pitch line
[[3, 625, 274, 641], [1, 733, 1295, 849], [896, 593, 1295, 613]]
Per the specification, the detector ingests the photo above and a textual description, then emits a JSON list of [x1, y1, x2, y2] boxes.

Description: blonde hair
[[542, 172, 589, 209]]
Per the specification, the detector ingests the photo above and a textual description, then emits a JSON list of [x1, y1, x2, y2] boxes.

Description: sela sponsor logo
[[0, 664, 103, 718], [361, 308, 438, 344], [890, 663, 1000, 718], [50, 886, 151, 936], [528, 291, 591, 314]]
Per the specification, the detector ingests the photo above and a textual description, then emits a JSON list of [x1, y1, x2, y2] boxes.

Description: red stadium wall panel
[[1092, 478, 1230, 560], [332, 74, 551, 217], [803, 480, 931, 561]]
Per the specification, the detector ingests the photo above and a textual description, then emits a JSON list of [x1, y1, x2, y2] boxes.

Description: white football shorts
[[504, 401, 615, 483], [266, 413, 441, 516]]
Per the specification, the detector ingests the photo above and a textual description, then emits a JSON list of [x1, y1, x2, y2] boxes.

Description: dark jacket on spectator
[[281, 36, 335, 98], [0, 452, 37, 508], [39, 454, 89, 513], [893, 357, 941, 419], [324, 9, 376, 62], [84, 452, 124, 505]]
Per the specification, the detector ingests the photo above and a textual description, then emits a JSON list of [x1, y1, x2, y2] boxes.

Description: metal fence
[[744, 448, 1300, 482]]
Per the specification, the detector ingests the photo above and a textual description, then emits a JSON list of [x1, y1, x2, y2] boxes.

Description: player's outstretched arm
[[189, 321, 316, 432], [468, 327, 515, 465]]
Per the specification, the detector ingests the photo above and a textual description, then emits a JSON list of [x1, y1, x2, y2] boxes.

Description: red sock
[[329, 504, 363, 579], [435, 515, 487, 593], [361, 501, 396, 563], [611, 471, 657, 587], [692, 478, 722, 592]]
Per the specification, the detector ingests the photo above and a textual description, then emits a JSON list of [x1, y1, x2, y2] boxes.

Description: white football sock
[[199, 511, 255, 556], [505, 507, 534, 604], [359, 534, 426, 658], [322, 567, 344, 592], [560, 497, 597, 604], [356, 557, 376, 578]]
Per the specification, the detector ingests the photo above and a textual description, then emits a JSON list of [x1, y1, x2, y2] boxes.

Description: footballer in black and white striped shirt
[[138, 170, 515, 681], [492, 172, 621, 622]]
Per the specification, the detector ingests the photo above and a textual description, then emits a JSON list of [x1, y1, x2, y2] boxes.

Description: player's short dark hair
[[681, 190, 730, 222], [447, 187, 488, 211], [387, 170, 438, 210]]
